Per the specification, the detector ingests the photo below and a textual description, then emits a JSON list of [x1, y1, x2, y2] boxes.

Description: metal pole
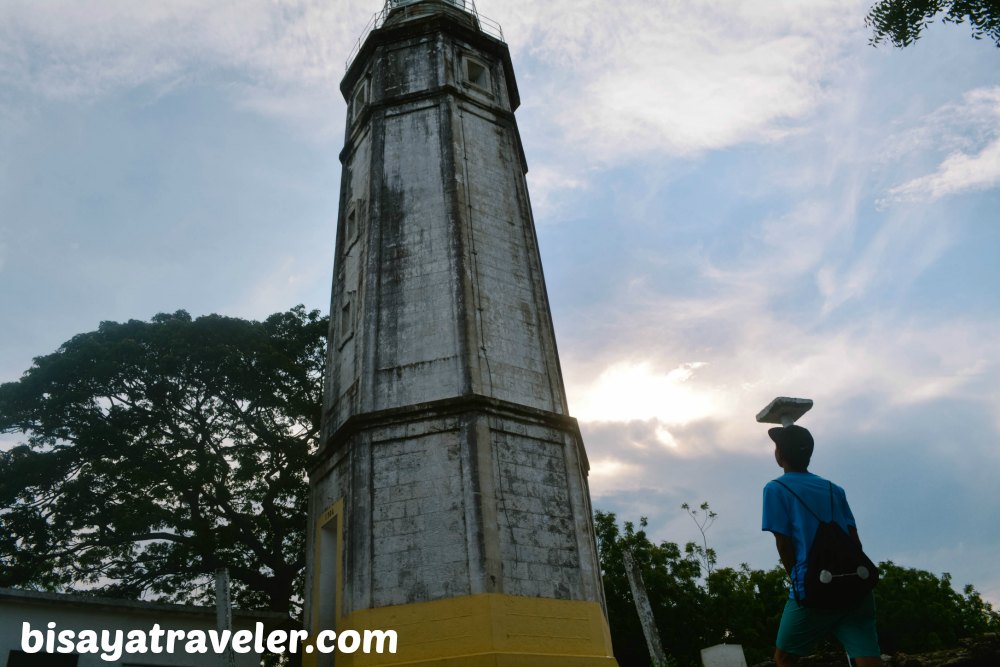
[[215, 567, 237, 667]]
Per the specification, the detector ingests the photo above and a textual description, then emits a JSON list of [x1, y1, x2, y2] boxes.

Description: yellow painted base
[[303, 593, 618, 667]]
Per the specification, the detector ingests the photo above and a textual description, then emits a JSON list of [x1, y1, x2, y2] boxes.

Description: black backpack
[[774, 480, 879, 609]]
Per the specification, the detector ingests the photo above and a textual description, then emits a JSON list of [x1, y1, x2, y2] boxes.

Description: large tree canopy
[[866, 0, 1000, 48], [0, 307, 327, 615]]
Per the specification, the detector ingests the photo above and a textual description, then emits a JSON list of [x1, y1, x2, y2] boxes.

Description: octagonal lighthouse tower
[[305, 2, 617, 665]]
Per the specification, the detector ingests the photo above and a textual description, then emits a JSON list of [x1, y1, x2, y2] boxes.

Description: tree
[[595, 511, 1000, 666], [0, 307, 327, 616], [866, 0, 1000, 48], [703, 564, 788, 666], [595, 511, 711, 667], [596, 509, 787, 667], [680, 501, 717, 578], [874, 561, 1000, 652]]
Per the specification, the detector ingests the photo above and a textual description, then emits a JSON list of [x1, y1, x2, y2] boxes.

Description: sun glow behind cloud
[[587, 458, 644, 491], [570, 360, 719, 426]]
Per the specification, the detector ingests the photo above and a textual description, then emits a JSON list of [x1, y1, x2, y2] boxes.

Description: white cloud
[[817, 204, 954, 316], [0, 0, 869, 174], [587, 457, 645, 494], [570, 360, 718, 425], [561, 245, 1000, 461], [879, 87, 1000, 205], [884, 137, 1000, 202], [0, 0, 369, 133], [551, 61, 1000, 491], [559, 33, 819, 157], [524, 165, 588, 222], [479, 0, 863, 161]]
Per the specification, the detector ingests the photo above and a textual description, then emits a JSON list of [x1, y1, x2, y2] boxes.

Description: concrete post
[[623, 551, 668, 666]]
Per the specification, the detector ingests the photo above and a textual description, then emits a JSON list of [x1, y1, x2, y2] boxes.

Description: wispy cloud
[[879, 87, 1000, 206], [480, 0, 863, 161], [524, 165, 589, 222], [0, 0, 369, 135], [885, 137, 1000, 202], [560, 150, 998, 465], [1, 0, 867, 171], [569, 308, 1000, 496]]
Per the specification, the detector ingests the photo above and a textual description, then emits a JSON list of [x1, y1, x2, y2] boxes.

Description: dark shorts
[[776, 592, 880, 659]]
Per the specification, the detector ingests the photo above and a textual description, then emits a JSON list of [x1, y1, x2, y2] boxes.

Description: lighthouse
[[304, 1, 618, 664]]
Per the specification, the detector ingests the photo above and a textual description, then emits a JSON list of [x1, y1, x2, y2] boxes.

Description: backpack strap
[[773, 479, 838, 605], [773, 479, 835, 523]]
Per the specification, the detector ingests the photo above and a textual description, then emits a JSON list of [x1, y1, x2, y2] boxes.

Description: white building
[[1, 588, 288, 667]]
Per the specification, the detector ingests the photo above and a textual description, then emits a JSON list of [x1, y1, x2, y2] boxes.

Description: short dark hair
[[769, 425, 814, 469]]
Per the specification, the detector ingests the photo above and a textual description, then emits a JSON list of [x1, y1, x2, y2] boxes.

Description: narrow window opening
[[352, 79, 369, 121], [340, 302, 352, 340], [346, 207, 357, 244], [465, 59, 489, 89]]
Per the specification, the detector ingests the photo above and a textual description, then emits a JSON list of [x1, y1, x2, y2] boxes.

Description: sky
[[1, 0, 999, 608]]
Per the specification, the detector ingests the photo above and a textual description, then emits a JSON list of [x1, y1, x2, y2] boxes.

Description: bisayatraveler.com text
[[21, 621, 397, 661]]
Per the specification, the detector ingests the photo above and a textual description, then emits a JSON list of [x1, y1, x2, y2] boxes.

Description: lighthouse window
[[352, 80, 368, 121], [345, 207, 357, 244], [339, 301, 353, 345], [344, 199, 366, 249], [464, 58, 489, 90]]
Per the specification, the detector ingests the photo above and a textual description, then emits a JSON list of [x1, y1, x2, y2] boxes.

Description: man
[[762, 424, 881, 667]]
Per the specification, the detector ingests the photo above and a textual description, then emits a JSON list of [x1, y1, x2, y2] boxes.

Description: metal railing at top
[[345, 0, 504, 69]]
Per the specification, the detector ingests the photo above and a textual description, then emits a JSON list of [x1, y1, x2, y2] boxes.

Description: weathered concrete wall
[[324, 120, 371, 431], [307, 401, 601, 621], [375, 103, 462, 410], [493, 426, 583, 599], [457, 103, 563, 411], [306, 5, 607, 637], [322, 22, 553, 440], [369, 423, 470, 606]]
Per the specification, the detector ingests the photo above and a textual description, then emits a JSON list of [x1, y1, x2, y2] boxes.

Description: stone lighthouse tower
[[305, 1, 617, 665]]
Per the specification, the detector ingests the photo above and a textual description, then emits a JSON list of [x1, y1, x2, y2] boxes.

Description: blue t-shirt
[[762, 472, 857, 600]]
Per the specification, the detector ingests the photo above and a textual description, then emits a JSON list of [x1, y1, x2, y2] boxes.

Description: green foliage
[[874, 561, 1000, 652], [596, 512, 1000, 666], [866, 0, 1000, 48], [681, 501, 717, 578], [703, 564, 788, 665], [0, 307, 327, 615], [595, 511, 706, 667]]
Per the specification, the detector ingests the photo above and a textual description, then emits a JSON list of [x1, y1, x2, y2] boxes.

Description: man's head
[[769, 424, 814, 471]]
